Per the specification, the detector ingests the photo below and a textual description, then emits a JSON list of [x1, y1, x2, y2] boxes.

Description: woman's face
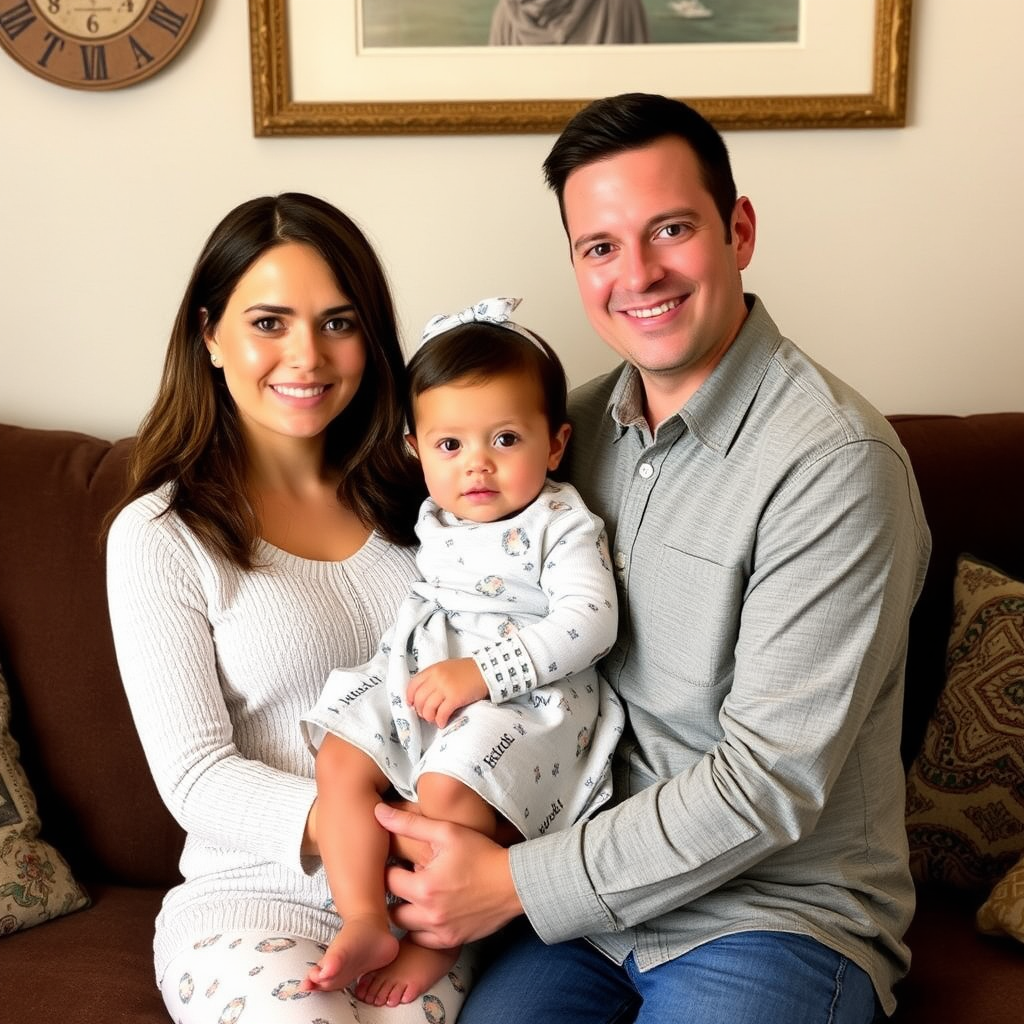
[[205, 242, 367, 456]]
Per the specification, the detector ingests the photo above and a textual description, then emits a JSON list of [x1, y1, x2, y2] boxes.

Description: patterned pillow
[[1, 663, 90, 936], [977, 851, 1024, 943], [905, 554, 1024, 890]]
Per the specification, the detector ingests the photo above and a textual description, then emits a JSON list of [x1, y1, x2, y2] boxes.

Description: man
[[376, 93, 931, 1022]]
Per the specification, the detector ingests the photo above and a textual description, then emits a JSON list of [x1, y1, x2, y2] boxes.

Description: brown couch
[[0, 415, 1021, 1021]]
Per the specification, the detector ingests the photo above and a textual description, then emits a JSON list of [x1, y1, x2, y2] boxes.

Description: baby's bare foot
[[300, 918, 399, 993], [354, 938, 461, 1006]]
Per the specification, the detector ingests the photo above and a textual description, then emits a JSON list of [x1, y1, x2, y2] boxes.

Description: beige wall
[[2, 1, 1022, 439]]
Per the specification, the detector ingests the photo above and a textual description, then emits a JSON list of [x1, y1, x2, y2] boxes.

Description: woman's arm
[[107, 498, 318, 872]]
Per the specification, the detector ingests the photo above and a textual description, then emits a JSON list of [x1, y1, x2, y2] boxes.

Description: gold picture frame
[[249, 0, 912, 136]]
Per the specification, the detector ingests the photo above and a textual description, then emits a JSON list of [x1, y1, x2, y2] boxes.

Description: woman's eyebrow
[[241, 303, 356, 316], [243, 303, 292, 315]]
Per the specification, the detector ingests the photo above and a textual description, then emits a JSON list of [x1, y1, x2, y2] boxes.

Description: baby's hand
[[407, 658, 487, 727]]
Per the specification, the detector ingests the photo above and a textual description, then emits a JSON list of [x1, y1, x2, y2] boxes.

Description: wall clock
[[0, 0, 203, 90]]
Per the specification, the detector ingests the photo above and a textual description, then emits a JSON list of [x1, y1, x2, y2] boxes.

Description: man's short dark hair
[[543, 92, 738, 241]]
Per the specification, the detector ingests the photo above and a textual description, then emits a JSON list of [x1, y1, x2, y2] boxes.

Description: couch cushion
[[0, 424, 184, 887], [889, 414, 1024, 769], [977, 851, 1024, 943], [1, 663, 90, 934], [0, 883, 166, 1020], [905, 554, 1024, 890], [893, 884, 1024, 1021]]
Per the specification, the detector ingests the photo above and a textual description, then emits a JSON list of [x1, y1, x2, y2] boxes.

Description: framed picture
[[249, 0, 911, 135]]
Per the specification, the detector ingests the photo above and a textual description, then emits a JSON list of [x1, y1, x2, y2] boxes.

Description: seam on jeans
[[826, 956, 849, 1024], [610, 1000, 640, 1024], [615, 952, 644, 1024]]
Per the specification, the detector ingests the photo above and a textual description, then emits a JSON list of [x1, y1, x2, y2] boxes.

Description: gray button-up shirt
[[508, 297, 931, 1014]]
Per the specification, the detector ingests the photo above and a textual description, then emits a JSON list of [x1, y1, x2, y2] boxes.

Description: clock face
[[0, 0, 204, 90]]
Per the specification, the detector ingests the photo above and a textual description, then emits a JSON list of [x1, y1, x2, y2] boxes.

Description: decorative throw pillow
[[977, 851, 1024, 943], [0, 664, 90, 936], [905, 554, 1024, 890]]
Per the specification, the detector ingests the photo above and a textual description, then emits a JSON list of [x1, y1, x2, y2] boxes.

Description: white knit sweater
[[106, 487, 418, 981]]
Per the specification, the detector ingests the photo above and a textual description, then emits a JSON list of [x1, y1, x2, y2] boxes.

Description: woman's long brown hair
[[110, 193, 424, 567]]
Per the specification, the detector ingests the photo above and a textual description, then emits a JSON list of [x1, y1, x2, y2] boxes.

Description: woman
[[107, 193, 470, 1022]]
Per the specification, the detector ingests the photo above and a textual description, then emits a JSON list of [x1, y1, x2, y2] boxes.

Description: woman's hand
[[374, 803, 523, 947], [301, 796, 319, 856]]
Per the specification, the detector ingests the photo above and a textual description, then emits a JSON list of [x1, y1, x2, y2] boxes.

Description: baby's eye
[[438, 438, 461, 453], [494, 432, 519, 448]]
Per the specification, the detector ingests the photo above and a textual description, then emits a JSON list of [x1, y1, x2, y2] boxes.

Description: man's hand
[[374, 803, 523, 948], [407, 657, 487, 727]]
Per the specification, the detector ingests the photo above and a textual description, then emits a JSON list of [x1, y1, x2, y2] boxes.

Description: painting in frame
[[249, 0, 911, 136]]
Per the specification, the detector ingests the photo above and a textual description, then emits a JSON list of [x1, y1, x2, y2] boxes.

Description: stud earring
[[211, 354, 221, 367]]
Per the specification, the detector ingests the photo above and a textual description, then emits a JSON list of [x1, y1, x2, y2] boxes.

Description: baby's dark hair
[[406, 322, 568, 436]]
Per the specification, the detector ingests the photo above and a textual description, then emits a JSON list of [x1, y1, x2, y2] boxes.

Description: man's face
[[563, 136, 756, 420]]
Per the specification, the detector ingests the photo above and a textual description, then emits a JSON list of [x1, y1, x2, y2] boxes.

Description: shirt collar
[[606, 364, 646, 440], [605, 295, 783, 455]]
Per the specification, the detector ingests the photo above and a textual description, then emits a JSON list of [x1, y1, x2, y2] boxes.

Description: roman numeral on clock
[[0, 1, 35, 41], [149, 2, 188, 36], [80, 43, 108, 80]]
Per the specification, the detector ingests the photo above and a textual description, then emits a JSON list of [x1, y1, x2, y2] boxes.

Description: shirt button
[[614, 551, 626, 569], [638, 462, 654, 479]]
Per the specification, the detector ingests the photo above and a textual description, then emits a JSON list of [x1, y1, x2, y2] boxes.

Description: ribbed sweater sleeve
[[106, 491, 418, 877], [107, 496, 315, 872]]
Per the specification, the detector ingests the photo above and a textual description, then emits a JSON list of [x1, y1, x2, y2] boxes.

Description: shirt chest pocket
[[640, 547, 744, 689]]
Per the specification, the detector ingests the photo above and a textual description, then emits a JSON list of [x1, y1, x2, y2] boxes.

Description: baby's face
[[409, 370, 569, 523]]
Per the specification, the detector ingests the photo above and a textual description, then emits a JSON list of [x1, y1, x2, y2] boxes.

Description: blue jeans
[[459, 919, 881, 1024]]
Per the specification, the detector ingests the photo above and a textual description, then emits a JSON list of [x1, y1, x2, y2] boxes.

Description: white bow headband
[[419, 297, 548, 356]]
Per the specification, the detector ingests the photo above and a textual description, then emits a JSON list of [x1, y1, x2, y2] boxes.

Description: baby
[[301, 297, 624, 1006]]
